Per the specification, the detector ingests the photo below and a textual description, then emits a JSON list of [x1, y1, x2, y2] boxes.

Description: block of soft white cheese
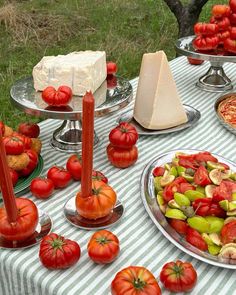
[[33, 51, 106, 96], [133, 51, 187, 130]]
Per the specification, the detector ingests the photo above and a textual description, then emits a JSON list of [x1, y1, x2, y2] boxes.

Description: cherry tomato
[[42, 86, 72, 106], [187, 57, 204, 65], [87, 230, 120, 264], [30, 177, 55, 199], [169, 219, 188, 235], [92, 170, 108, 183], [0, 121, 5, 136], [194, 22, 219, 35], [194, 166, 212, 186], [107, 144, 138, 168], [20, 149, 38, 177], [47, 166, 72, 188], [106, 62, 117, 75], [3, 136, 25, 155], [221, 220, 236, 244], [9, 168, 19, 186], [18, 123, 40, 138], [210, 16, 230, 31], [66, 154, 82, 181], [230, 0, 236, 13], [153, 166, 165, 177], [212, 5, 231, 18], [109, 122, 138, 149], [186, 227, 208, 251], [160, 260, 197, 293], [39, 233, 81, 269], [106, 74, 117, 89]]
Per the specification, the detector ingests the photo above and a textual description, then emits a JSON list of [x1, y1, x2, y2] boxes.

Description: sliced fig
[[218, 243, 236, 261], [219, 200, 229, 211], [196, 186, 205, 194], [227, 209, 236, 216], [224, 217, 236, 225], [202, 233, 214, 245], [187, 216, 210, 233], [164, 163, 172, 171], [205, 184, 216, 198], [176, 166, 186, 175], [180, 172, 194, 182], [169, 167, 178, 177], [221, 170, 232, 180], [209, 169, 222, 185], [168, 200, 180, 209], [208, 244, 221, 255], [181, 206, 195, 218], [174, 192, 190, 207], [154, 176, 162, 192], [228, 201, 236, 211], [233, 193, 236, 201], [207, 161, 226, 171], [157, 194, 166, 213], [230, 173, 236, 181], [209, 233, 222, 246], [160, 174, 175, 187], [165, 208, 187, 220], [205, 216, 224, 233], [184, 190, 205, 201]]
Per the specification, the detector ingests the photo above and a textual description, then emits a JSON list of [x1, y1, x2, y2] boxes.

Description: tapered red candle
[[81, 91, 95, 198], [0, 131, 18, 223]]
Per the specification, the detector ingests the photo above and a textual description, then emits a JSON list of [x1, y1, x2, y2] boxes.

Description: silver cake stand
[[10, 77, 133, 152], [175, 36, 236, 92]]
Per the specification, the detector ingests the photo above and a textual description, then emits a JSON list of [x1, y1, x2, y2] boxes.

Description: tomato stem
[[133, 278, 146, 290]]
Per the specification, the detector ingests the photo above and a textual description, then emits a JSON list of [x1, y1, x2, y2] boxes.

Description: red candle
[[81, 91, 95, 198], [0, 131, 18, 222]]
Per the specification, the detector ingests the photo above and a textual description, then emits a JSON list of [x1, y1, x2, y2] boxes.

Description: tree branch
[[188, 0, 209, 12], [163, 0, 184, 20]]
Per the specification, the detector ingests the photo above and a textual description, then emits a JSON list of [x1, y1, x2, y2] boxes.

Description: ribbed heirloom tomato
[[42, 86, 72, 106], [194, 23, 219, 35], [111, 266, 161, 295], [109, 122, 138, 149], [47, 166, 72, 188], [18, 122, 40, 138], [212, 5, 231, 18], [30, 177, 54, 199], [66, 154, 82, 181], [107, 144, 138, 168], [3, 136, 25, 155], [193, 35, 219, 51], [20, 149, 38, 176]]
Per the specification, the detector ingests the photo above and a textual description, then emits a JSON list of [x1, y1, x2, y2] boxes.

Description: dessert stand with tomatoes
[[10, 76, 132, 153]]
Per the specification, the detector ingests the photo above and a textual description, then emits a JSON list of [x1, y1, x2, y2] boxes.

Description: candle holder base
[[64, 195, 124, 230], [0, 210, 52, 249]]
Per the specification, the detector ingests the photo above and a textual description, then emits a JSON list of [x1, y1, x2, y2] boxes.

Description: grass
[[0, 0, 228, 129]]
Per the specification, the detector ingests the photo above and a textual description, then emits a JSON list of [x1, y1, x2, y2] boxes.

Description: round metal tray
[[141, 149, 236, 269]]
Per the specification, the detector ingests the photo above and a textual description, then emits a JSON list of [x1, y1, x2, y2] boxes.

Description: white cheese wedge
[[33, 51, 107, 96], [133, 51, 187, 130]]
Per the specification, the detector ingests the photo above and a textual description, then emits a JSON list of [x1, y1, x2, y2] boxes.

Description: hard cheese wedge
[[133, 51, 187, 130]]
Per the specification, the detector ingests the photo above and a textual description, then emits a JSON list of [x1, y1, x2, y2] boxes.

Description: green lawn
[[0, 0, 228, 129]]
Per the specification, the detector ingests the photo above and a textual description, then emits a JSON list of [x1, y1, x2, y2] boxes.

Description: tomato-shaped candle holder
[[175, 35, 236, 92]]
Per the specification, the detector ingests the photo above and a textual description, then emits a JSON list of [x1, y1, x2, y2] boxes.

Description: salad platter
[[141, 149, 236, 269]]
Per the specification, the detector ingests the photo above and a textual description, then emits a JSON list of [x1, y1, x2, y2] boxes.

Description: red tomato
[[87, 230, 120, 264], [210, 16, 230, 31], [0, 121, 5, 136], [42, 86, 72, 106], [194, 22, 219, 35], [192, 198, 212, 216], [230, 0, 236, 13], [230, 13, 236, 25], [179, 182, 196, 194], [39, 233, 81, 269], [217, 30, 230, 44], [9, 168, 19, 186], [18, 123, 40, 138], [106, 61, 117, 75], [173, 176, 188, 185], [186, 227, 208, 251], [169, 219, 188, 235], [187, 57, 204, 65], [66, 154, 82, 181], [194, 151, 218, 163], [107, 144, 138, 168], [20, 149, 38, 176], [212, 5, 231, 18], [106, 74, 118, 89], [111, 266, 161, 295], [163, 183, 179, 202], [208, 202, 226, 218], [92, 170, 108, 183], [3, 136, 25, 155], [193, 35, 219, 51], [213, 181, 232, 202], [153, 166, 165, 177], [221, 220, 236, 244], [0, 198, 38, 241], [47, 166, 72, 188], [30, 177, 55, 199], [109, 122, 138, 149], [194, 166, 212, 186], [178, 154, 199, 170], [230, 26, 236, 40], [12, 132, 32, 150], [160, 260, 197, 293]]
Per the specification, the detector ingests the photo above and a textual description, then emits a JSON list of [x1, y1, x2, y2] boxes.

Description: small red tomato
[[106, 74, 118, 89], [160, 260, 197, 293], [153, 166, 165, 177], [221, 220, 236, 244], [39, 233, 81, 269], [18, 123, 40, 138], [194, 166, 212, 186], [9, 168, 19, 186], [3, 136, 25, 155], [230, 26, 236, 39], [0, 121, 5, 136], [193, 35, 219, 51], [212, 5, 231, 18], [186, 227, 208, 251], [194, 151, 218, 163], [109, 122, 138, 149], [179, 182, 196, 194], [30, 177, 54, 199], [169, 219, 188, 235], [47, 166, 72, 188], [230, 13, 236, 25], [230, 0, 236, 13], [192, 198, 212, 216], [106, 62, 117, 75], [210, 16, 230, 31], [20, 149, 38, 177], [66, 154, 82, 181], [87, 230, 120, 264], [187, 57, 204, 65], [42, 86, 72, 106], [106, 144, 138, 168], [224, 38, 236, 53], [12, 132, 32, 150], [194, 22, 219, 35], [92, 170, 108, 183]]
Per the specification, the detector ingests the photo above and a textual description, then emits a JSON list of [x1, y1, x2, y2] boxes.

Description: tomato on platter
[[47, 166, 72, 188], [109, 122, 138, 149], [230, 27, 236, 39], [212, 5, 231, 19], [3, 136, 25, 155], [76, 180, 117, 220], [230, 13, 236, 25], [194, 166, 212, 186], [187, 57, 204, 65], [87, 230, 120, 264], [92, 170, 108, 183], [193, 35, 219, 51], [39, 233, 81, 269], [192, 198, 226, 218], [194, 22, 219, 35], [224, 38, 236, 54], [0, 198, 38, 241], [111, 266, 161, 295], [66, 154, 82, 181], [221, 220, 236, 244], [107, 144, 138, 168], [212, 181, 232, 202], [153, 166, 165, 177], [210, 16, 230, 31], [0, 121, 5, 136], [230, 0, 236, 13], [106, 61, 117, 75], [186, 227, 208, 251], [163, 182, 179, 202], [20, 149, 38, 176], [42, 86, 72, 106], [194, 151, 218, 163], [30, 177, 55, 199], [106, 74, 118, 89], [179, 182, 196, 194], [217, 30, 230, 44], [12, 132, 32, 150], [9, 168, 19, 186], [160, 260, 197, 293], [18, 122, 40, 138], [169, 219, 188, 235]]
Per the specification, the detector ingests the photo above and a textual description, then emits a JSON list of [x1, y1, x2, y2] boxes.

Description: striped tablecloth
[[1, 56, 236, 295]]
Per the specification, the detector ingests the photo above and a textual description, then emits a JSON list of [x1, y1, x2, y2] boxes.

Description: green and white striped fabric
[[1, 56, 236, 295]]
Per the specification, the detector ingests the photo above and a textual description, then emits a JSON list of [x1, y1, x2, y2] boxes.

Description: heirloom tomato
[[106, 61, 117, 75], [3, 136, 24, 155], [212, 5, 231, 18], [76, 180, 117, 219], [0, 121, 5, 136], [169, 219, 188, 235], [230, 13, 236, 25], [230, 27, 236, 39], [218, 30, 230, 44], [42, 86, 72, 106], [92, 170, 108, 183], [109, 122, 138, 149], [47, 166, 72, 188], [230, 0, 236, 13], [224, 38, 236, 54], [210, 16, 230, 31], [193, 35, 219, 51], [39, 233, 81, 269], [87, 230, 120, 264], [18, 122, 40, 138], [9, 168, 19, 186], [107, 144, 138, 168], [12, 132, 32, 150], [111, 266, 161, 295], [0, 198, 38, 241], [20, 149, 38, 176], [30, 177, 54, 199], [194, 166, 211, 186], [160, 260, 197, 293], [187, 57, 204, 65], [186, 227, 208, 251], [221, 220, 236, 244], [194, 22, 219, 35], [66, 154, 82, 180]]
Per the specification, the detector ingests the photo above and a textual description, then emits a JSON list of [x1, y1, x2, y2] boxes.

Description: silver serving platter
[[117, 105, 200, 135], [141, 149, 236, 269], [214, 92, 236, 135]]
